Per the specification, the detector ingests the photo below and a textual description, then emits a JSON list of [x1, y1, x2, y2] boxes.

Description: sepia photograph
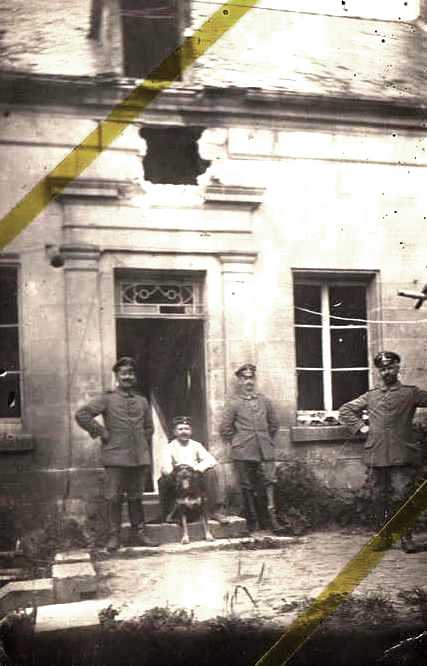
[[0, 1, 426, 664]]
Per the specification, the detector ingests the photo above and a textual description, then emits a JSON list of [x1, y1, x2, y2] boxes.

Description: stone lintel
[[204, 184, 265, 209], [0, 252, 20, 261], [49, 177, 139, 201]]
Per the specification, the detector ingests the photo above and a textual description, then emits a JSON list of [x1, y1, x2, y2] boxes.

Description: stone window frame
[[292, 269, 380, 425], [0, 263, 22, 425], [0, 260, 34, 451]]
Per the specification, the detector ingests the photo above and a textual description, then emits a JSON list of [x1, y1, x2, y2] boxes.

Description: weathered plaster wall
[[1, 106, 427, 523], [0, 110, 144, 528], [0, 0, 425, 528]]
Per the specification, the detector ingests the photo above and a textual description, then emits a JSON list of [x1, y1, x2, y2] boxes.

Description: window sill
[[0, 432, 35, 452], [291, 425, 365, 443]]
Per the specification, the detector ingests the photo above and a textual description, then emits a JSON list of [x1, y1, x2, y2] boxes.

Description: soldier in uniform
[[75, 357, 159, 551], [339, 351, 427, 552], [220, 363, 282, 533]]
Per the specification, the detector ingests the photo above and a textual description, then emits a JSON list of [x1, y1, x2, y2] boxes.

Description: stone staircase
[[121, 515, 249, 545]]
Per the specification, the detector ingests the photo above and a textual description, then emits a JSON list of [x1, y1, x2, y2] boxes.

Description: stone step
[[121, 496, 161, 524], [0, 578, 54, 616], [54, 550, 91, 565], [52, 561, 97, 603], [0, 568, 28, 587], [35, 599, 108, 634], [120, 516, 249, 545]]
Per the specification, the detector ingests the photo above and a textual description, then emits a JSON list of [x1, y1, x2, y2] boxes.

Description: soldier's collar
[[241, 392, 258, 400], [378, 380, 401, 392]]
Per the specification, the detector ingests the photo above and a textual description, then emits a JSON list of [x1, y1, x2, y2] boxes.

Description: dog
[[170, 465, 214, 545]]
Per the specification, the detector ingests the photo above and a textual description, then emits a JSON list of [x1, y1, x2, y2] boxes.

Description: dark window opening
[[140, 127, 211, 185], [120, 0, 183, 80], [0, 267, 21, 418]]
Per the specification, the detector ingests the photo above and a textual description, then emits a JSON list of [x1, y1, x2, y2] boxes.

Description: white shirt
[[161, 438, 218, 476]]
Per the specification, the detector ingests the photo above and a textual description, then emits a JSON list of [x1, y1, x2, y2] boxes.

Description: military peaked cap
[[374, 351, 401, 368], [112, 356, 137, 373], [235, 363, 257, 378], [172, 415, 192, 427]]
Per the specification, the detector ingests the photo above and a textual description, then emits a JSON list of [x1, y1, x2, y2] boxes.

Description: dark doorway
[[116, 318, 207, 489]]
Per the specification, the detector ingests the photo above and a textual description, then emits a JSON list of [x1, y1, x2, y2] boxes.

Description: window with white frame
[[293, 276, 370, 413], [0, 267, 21, 419]]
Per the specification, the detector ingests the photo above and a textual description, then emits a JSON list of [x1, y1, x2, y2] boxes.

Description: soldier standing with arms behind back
[[339, 351, 427, 553], [220, 363, 282, 534], [75, 357, 159, 551]]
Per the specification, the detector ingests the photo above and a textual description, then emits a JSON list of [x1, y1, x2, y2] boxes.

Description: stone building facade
[[0, 0, 426, 538]]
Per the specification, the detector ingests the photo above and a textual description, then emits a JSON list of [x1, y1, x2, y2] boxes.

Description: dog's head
[[173, 465, 203, 499]]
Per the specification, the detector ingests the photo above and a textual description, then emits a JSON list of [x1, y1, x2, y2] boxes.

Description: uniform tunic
[[75, 388, 154, 467], [339, 382, 427, 468], [220, 393, 279, 461]]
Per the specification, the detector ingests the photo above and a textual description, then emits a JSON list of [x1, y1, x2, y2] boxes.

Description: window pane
[[294, 284, 321, 325], [297, 371, 324, 410], [331, 328, 368, 368], [0, 326, 20, 371], [329, 286, 367, 325], [0, 373, 21, 418], [0, 267, 18, 325], [332, 370, 369, 410], [296, 328, 322, 367]]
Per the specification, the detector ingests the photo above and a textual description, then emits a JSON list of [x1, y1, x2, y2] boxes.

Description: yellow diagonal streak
[[2, 5, 425, 666], [255, 479, 427, 666], [0, 0, 259, 249]]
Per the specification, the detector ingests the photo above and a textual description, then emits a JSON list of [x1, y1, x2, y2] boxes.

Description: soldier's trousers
[[104, 465, 150, 501], [368, 465, 418, 528]]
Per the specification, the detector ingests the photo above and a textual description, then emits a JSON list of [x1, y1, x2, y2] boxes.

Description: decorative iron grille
[[116, 279, 205, 317]]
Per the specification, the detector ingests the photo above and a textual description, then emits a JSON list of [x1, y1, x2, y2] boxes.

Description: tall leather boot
[[128, 499, 159, 547], [253, 489, 270, 530], [268, 507, 283, 533], [265, 485, 282, 534], [401, 530, 417, 553], [372, 501, 393, 551], [242, 490, 258, 533], [106, 500, 122, 552], [372, 472, 395, 550]]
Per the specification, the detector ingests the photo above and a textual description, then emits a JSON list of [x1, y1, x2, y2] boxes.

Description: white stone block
[[35, 599, 108, 634], [52, 562, 97, 603], [0, 579, 54, 615], [54, 550, 91, 565]]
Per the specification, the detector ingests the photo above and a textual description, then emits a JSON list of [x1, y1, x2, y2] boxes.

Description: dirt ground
[[95, 529, 427, 627]]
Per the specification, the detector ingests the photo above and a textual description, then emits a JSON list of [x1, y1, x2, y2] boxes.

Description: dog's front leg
[[201, 508, 214, 542], [181, 510, 190, 545]]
